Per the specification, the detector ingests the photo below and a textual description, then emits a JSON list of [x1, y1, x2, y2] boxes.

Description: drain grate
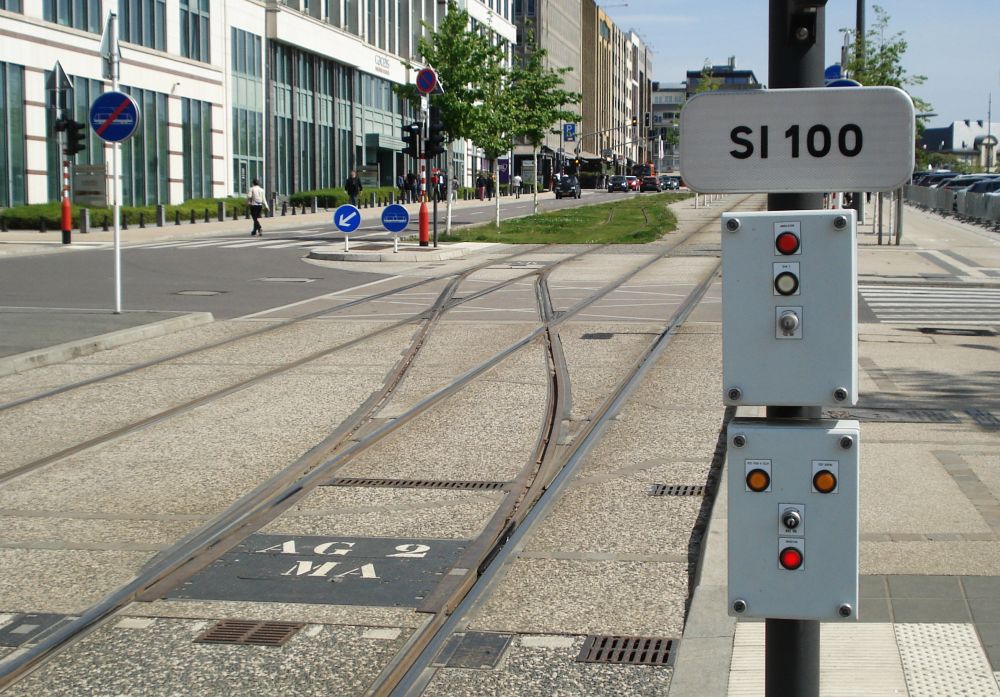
[[825, 408, 959, 424], [195, 620, 304, 647], [967, 409, 1000, 429], [175, 290, 225, 296], [581, 332, 615, 340], [577, 635, 676, 666], [325, 477, 508, 491], [919, 327, 996, 337], [647, 484, 706, 497], [433, 632, 513, 669]]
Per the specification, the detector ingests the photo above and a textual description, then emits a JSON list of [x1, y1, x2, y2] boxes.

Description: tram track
[[0, 195, 761, 693]]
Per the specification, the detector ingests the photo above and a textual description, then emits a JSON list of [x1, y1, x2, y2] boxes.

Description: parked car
[[664, 176, 680, 190], [968, 178, 1000, 195], [639, 176, 662, 192], [923, 172, 961, 187], [554, 175, 581, 199], [626, 176, 639, 191], [941, 175, 992, 191], [608, 175, 629, 192]]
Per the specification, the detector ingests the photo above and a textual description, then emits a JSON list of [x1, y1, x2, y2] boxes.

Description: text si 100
[[730, 124, 863, 160]]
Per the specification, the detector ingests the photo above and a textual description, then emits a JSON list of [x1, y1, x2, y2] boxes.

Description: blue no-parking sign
[[334, 204, 361, 233], [381, 204, 410, 233], [89, 91, 140, 142]]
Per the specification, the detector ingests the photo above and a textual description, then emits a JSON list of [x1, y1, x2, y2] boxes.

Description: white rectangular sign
[[680, 87, 915, 193]]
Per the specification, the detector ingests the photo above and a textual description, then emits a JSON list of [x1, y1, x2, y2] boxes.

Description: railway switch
[[722, 210, 857, 407], [728, 418, 859, 620]]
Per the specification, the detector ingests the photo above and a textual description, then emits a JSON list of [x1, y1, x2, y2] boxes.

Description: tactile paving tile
[[895, 623, 1000, 697]]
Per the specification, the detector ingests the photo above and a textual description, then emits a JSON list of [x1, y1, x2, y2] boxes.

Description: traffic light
[[66, 119, 87, 156], [402, 121, 421, 159], [54, 117, 69, 134], [643, 112, 651, 128], [630, 116, 638, 127], [425, 106, 445, 158]]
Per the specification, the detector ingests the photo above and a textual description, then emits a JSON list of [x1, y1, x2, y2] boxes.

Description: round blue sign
[[333, 204, 362, 233], [415, 68, 438, 95], [826, 78, 863, 88], [381, 204, 410, 233], [89, 91, 141, 143]]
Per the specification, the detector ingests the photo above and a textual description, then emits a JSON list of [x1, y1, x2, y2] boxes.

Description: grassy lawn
[[444, 192, 692, 244]]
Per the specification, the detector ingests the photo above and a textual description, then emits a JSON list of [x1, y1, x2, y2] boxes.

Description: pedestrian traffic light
[[643, 112, 651, 128], [631, 116, 638, 127], [66, 119, 86, 156], [425, 106, 446, 158], [402, 121, 421, 159]]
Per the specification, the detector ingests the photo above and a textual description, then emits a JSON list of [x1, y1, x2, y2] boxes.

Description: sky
[[599, 0, 1000, 127]]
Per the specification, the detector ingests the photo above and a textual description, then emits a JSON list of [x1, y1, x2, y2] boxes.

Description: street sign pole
[[108, 10, 123, 314], [765, 3, 826, 696]]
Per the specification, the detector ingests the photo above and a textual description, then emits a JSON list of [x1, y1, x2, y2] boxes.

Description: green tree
[[841, 4, 932, 164], [509, 37, 581, 214], [693, 61, 722, 94], [468, 41, 515, 226]]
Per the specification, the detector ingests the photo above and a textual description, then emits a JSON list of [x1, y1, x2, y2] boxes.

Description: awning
[[366, 133, 405, 150]]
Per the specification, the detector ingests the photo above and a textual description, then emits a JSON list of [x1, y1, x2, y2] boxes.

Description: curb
[[307, 245, 466, 262], [0, 311, 214, 378]]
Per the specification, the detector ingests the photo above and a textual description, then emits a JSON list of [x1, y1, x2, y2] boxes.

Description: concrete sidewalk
[[671, 204, 1000, 696]]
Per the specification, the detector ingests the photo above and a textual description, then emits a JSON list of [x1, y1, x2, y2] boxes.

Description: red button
[[775, 231, 800, 255], [779, 547, 803, 570]]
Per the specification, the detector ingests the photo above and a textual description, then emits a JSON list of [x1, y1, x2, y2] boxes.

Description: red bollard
[[419, 201, 429, 247], [61, 195, 72, 245]]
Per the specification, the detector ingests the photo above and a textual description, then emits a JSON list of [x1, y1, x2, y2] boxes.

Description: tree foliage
[[693, 61, 722, 94]]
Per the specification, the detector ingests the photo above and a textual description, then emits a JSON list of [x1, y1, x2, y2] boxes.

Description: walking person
[[345, 170, 363, 207], [247, 178, 269, 237], [407, 172, 418, 203], [486, 173, 495, 201], [396, 173, 406, 202], [512, 173, 522, 199], [476, 173, 486, 201]]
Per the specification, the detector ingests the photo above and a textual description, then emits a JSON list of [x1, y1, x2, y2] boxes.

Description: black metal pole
[[765, 3, 826, 696], [852, 0, 866, 222]]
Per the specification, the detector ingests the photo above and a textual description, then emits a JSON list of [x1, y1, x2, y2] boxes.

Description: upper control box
[[722, 210, 857, 407]]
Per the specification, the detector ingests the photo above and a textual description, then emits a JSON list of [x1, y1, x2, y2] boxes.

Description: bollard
[[203, 208, 209, 223], [139, 212, 145, 228], [175, 210, 180, 225], [81, 209, 90, 234], [217, 201, 225, 222], [301, 202, 307, 215], [371, 192, 376, 208], [0, 216, 6, 232], [281, 201, 287, 216], [311, 196, 317, 214], [104, 215, 110, 231], [190, 209, 196, 224], [122, 215, 128, 230], [40, 217, 47, 232], [291, 202, 297, 215], [156, 204, 165, 227], [245, 207, 250, 220]]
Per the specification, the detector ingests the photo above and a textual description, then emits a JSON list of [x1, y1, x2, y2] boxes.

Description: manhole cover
[[325, 477, 508, 491], [825, 408, 959, 424], [433, 632, 512, 669], [195, 620, 303, 647], [175, 290, 225, 296], [581, 332, 615, 340], [577, 635, 676, 666], [647, 484, 706, 497]]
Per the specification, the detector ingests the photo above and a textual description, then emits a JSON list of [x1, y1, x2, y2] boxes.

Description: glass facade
[[232, 28, 263, 196], [0, 62, 25, 207], [120, 0, 166, 51], [180, 0, 210, 62], [182, 98, 213, 200], [121, 86, 168, 206], [43, 0, 99, 32], [1, 0, 22, 11]]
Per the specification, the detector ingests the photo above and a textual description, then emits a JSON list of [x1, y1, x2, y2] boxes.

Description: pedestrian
[[486, 173, 495, 201], [476, 173, 486, 201], [407, 172, 418, 203], [513, 173, 522, 199], [345, 169, 363, 207], [396, 173, 406, 202], [246, 178, 269, 237]]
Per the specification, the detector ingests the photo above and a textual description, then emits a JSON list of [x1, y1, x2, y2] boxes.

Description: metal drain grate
[[577, 635, 676, 666], [919, 327, 996, 337], [647, 484, 706, 497], [825, 408, 959, 424], [195, 620, 304, 647], [967, 408, 1000, 429], [581, 332, 615, 340], [175, 290, 225, 296], [325, 477, 508, 491]]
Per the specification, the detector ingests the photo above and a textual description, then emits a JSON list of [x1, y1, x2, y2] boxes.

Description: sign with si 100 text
[[679, 87, 915, 193]]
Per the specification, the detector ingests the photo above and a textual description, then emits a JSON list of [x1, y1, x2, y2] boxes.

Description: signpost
[[381, 204, 409, 254], [679, 87, 915, 193], [334, 204, 361, 252]]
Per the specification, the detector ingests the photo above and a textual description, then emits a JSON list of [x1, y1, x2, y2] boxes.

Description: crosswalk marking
[[132, 237, 334, 250], [861, 285, 1000, 325]]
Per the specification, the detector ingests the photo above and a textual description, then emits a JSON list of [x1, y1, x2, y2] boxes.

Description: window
[[0, 0, 23, 11], [119, 0, 166, 52], [232, 28, 263, 194], [44, 0, 99, 32], [120, 86, 168, 205], [180, 0, 210, 62], [0, 61, 25, 207], [182, 98, 213, 200]]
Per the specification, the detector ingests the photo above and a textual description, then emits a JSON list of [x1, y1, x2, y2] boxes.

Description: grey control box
[[722, 210, 857, 407], [727, 417, 859, 621]]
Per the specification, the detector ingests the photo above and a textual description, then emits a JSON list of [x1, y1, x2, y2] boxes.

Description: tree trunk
[[445, 141, 453, 236], [493, 157, 501, 227], [532, 146, 539, 215]]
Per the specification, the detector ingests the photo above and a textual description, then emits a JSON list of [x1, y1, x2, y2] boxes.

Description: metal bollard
[[203, 208, 209, 223], [156, 205, 165, 227], [0, 216, 6, 232], [281, 201, 287, 216], [217, 201, 225, 222], [245, 207, 249, 220], [311, 196, 317, 214], [175, 210, 180, 225], [291, 203, 297, 215], [139, 212, 145, 228], [104, 215, 110, 231], [81, 209, 90, 234], [190, 209, 196, 224], [39, 218, 47, 232], [122, 215, 128, 230]]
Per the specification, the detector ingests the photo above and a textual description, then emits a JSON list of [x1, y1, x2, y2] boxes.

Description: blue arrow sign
[[381, 204, 410, 233], [826, 78, 863, 88], [89, 91, 140, 143], [333, 204, 361, 233]]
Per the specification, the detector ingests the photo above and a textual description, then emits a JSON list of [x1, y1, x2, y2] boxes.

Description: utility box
[[722, 210, 857, 408], [727, 417, 859, 621]]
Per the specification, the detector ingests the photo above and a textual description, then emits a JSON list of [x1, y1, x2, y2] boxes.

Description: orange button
[[813, 470, 838, 494], [746, 468, 770, 492]]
